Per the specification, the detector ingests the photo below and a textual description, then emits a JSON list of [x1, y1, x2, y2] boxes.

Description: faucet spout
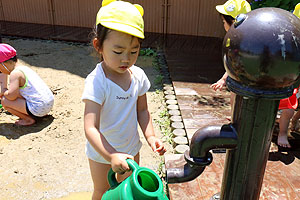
[[166, 124, 238, 184]]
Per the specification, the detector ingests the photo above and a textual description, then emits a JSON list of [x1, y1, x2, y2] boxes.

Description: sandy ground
[[0, 37, 172, 200]]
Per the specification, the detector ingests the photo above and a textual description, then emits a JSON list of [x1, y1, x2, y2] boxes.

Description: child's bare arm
[[4, 70, 22, 100], [84, 100, 133, 172], [210, 72, 228, 91], [137, 94, 166, 155]]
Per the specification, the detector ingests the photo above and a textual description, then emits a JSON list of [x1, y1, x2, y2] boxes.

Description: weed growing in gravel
[[143, 47, 173, 145], [157, 156, 170, 197], [157, 109, 173, 144], [155, 89, 162, 94], [154, 74, 164, 86], [143, 47, 172, 199], [152, 58, 160, 71], [139, 48, 157, 57]]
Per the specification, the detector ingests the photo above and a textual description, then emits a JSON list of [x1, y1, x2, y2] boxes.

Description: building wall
[[0, 0, 229, 38]]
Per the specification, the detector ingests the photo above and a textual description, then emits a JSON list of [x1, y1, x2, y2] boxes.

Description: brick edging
[[157, 51, 190, 154]]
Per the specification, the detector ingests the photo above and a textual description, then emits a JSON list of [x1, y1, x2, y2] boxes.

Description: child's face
[[99, 30, 140, 74]]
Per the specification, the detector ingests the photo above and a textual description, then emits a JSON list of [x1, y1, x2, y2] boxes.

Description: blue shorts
[[25, 102, 40, 118]]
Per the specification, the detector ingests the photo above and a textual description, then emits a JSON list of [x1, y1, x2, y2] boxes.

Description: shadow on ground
[[0, 115, 54, 139], [270, 123, 300, 165]]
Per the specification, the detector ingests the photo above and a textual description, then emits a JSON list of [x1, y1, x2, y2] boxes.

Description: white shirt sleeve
[[131, 66, 151, 96], [81, 65, 106, 105]]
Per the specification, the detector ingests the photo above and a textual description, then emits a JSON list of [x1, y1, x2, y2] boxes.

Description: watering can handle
[[107, 159, 140, 188]]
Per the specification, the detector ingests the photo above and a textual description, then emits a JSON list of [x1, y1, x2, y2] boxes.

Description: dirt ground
[[0, 37, 172, 200]]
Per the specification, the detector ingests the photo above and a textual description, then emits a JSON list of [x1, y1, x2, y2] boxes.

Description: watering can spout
[[102, 159, 169, 200]]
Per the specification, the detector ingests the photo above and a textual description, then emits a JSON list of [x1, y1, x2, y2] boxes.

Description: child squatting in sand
[[0, 43, 54, 126]]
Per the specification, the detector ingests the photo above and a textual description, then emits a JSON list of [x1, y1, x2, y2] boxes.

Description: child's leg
[[1, 96, 35, 125], [88, 159, 111, 200], [88, 153, 140, 200], [291, 109, 300, 131], [278, 109, 294, 148]]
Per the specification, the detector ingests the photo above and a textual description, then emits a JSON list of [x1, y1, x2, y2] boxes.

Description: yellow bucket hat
[[293, 3, 300, 18], [96, 0, 144, 39], [216, 0, 251, 18]]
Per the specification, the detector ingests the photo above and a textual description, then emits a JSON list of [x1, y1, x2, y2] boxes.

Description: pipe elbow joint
[[166, 124, 238, 184], [189, 124, 238, 159]]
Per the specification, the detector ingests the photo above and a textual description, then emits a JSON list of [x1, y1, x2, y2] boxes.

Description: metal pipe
[[167, 163, 205, 184], [167, 124, 238, 184], [218, 8, 300, 199], [220, 90, 279, 200], [189, 124, 238, 158]]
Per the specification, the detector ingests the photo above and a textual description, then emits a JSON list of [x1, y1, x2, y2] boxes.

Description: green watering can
[[102, 159, 169, 200]]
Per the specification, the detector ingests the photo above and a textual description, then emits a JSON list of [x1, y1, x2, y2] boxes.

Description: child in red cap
[[0, 43, 54, 126], [277, 86, 300, 148], [276, 8, 300, 148]]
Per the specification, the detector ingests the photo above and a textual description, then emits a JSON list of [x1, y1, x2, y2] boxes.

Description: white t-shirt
[[82, 63, 151, 164], [16, 66, 54, 117]]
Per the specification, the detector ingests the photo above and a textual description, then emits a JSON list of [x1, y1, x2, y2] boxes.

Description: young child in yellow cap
[[81, 0, 166, 199], [293, 3, 300, 18], [211, 0, 251, 91], [0, 43, 54, 126], [210, 0, 251, 122], [211, 1, 300, 148]]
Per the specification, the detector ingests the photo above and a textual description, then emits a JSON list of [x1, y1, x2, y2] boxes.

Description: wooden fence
[[0, 0, 229, 38]]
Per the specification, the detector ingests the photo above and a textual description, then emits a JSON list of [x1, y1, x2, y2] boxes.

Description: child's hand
[[147, 136, 166, 155], [210, 79, 226, 91], [110, 153, 134, 174]]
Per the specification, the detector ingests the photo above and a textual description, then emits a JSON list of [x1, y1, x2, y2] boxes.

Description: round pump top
[[223, 7, 300, 90]]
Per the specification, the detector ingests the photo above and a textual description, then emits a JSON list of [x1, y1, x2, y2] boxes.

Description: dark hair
[[92, 24, 110, 50], [90, 24, 111, 61], [221, 14, 235, 26], [6, 55, 18, 62]]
